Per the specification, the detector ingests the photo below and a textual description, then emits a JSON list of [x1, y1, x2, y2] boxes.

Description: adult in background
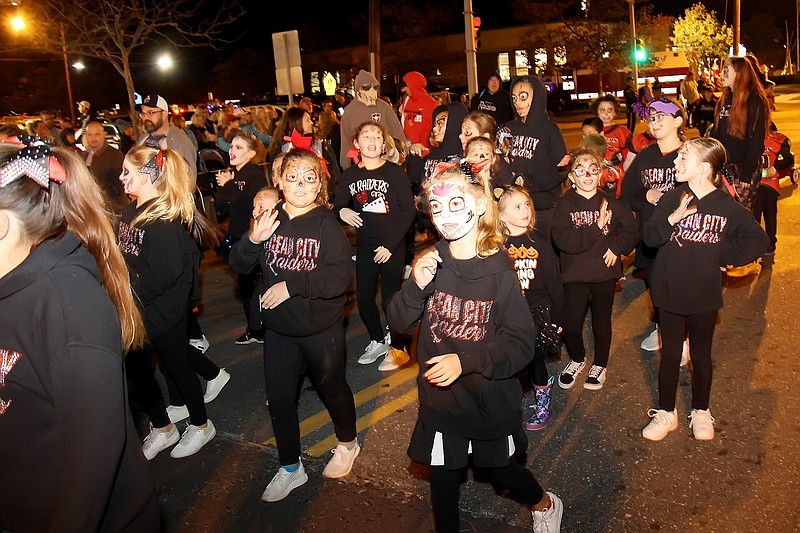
[[83, 120, 128, 215], [470, 71, 515, 126], [75, 100, 96, 142], [217, 107, 271, 152], [679, 71, 700, 127], [400, 71, 438, 157], [339, 69, 405, 170], [115, 119, 136, 155], [40, 110, 62, 144], [623, 76, 638, 133], [135, 93, 198, 190]]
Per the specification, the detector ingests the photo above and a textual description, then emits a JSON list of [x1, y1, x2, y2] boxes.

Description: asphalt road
[[146, 86, 800, 532]]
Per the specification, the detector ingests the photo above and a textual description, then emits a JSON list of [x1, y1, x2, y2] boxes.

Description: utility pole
[[369, 0, 380, 89], [733, 0, 741, 55], [60, 23, 76, 125], [626, 0, 638, 90], [464, 0, 478, 98]]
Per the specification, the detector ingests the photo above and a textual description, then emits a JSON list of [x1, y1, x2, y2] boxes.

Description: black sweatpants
[[126, 312, 208, 428], [562, 279, 616, 368], [263, 323, 357, 466], [658, 308, 717, 411], [356, 242, 405, 345], [752, 185, 778, 253], [430, 462, 544, 533], [238, 268, 263, 332]]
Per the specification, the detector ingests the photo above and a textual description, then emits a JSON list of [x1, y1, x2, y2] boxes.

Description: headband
[[138, 149, 164, 183], [0, 136, 66, 190]]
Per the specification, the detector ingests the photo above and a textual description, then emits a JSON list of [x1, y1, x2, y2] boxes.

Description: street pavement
[[147, 86, 800, 532]]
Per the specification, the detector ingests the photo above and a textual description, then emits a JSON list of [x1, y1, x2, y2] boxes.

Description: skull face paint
[[428, 181, 477, 241]]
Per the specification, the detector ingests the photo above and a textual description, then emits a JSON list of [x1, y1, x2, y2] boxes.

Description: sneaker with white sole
[[141, 425, 180, 460], [189, 335, 210, 354], [558, 359, 585, 389], [322, 442, 361, 478], [358, 336, 390, 365], [261, 463, 309, 502], [378, 347, 410, 371], [234, 331, 263, 345], [688, 409, 715, 440], [532, 491, 563, 533], [170, 420, 216, 458], [640, 326, 661, 351], [680, 339, 690, 367], [166, 404, 189, 424], [204, 368, 231, 403], [642, 409, 678, 441], [583, 365, 606, 390]]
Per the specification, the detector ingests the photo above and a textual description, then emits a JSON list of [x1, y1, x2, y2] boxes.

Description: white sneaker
[[582, 365, 606, 390], [322, 442, 361, 479], [558, 359, 585, 389], [204, 368, 231, 403], [189, 335, 210, 354], [358, 337, 390, 365], [688, 409, 715, 440], [170, 420, 217, 458], [532, 491, 564, 533], [378, 347, 410, 371], [640, 325, 661, 351], [142, 425, 180, 460], [642, 409, 678, 441], [680, 339, 690, 367], [261, 463, 309, 502], [166, 404, 189, 424]]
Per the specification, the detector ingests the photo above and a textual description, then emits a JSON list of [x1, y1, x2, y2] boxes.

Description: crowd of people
[[0, 52, 790, 533]]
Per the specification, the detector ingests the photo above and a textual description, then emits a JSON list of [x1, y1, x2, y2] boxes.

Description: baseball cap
[[76, 100, 90, 108], [136, 94, 168, 112]]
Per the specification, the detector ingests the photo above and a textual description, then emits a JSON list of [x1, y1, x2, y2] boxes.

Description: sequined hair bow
[[429, 155, 489, 184], [0, 135, 66, 189], [138, 149, 165, 183]]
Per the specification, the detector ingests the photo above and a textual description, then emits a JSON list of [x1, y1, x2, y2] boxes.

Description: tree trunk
[[120, 54, 139, 137]]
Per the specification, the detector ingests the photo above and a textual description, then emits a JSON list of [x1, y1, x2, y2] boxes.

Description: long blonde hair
[[0, 145, 145, 352], [423, 167, 504, 257], [497, 185, 536, 235], [126, 145, 220, 248]]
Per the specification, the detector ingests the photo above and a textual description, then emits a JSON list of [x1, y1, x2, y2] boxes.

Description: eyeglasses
[[140, 110, 163, 118], [360, 84, 379, 91], [646, 113, 673, 124], [571, 165, 601, 178], [283, 174, 319, 184]]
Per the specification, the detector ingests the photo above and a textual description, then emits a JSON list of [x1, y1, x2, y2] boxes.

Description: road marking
[[305, 387, 419, 457], [262, 366, 417, 447]]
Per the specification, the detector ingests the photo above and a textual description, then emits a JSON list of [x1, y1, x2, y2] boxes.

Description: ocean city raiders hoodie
[[505, 76, 568, 212], [386, 240, 536, 443], [229, 203, 352, 337]]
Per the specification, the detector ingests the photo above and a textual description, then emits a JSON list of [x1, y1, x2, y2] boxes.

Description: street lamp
[[72, 61, 84, 70], [9, 15, 23, 31], [157, 53, 173, 71]]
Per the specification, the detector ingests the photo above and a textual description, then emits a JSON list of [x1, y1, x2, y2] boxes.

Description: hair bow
[[138, 149, 165, 183], [0, 135, 66, 189], [430, 155, 487, 184], [284, 128, 329, 176]]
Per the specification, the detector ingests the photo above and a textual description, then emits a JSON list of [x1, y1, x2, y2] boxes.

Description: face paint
[[428, 181, 477, 241]]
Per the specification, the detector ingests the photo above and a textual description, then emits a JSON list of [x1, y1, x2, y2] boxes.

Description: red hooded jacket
[[401, 71, 438, 149]]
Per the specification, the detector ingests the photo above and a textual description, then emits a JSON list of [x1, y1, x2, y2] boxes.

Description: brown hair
[[233, 132, 266, 165], [0, 145, 145, 352], [280, 148, 332, 209], [591, 94, 619, 115], [685, 137, 727, 187], [462, 111, 509, 156], [715, 57, 771, 140]]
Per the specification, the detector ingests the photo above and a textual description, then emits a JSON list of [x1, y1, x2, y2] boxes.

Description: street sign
[[273, 30, 304, 96]]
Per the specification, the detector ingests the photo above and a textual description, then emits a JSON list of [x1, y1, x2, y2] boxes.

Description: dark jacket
[[405, 102, 469, 185], [470, 86, 515, 125], [118, 200, 200, 339], [0, 232, 158, 533], [229, 204, 352, 337], [551, 189, 639, 284], [712, 92, 767, 183], [215, 161, 268, 241], [643, 184, 769, 314], [505, 76, 568, 211], [387, 240, 535, 440]]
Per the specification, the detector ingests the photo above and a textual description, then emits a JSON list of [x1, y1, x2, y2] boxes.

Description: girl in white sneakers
[[641, 138, 768, 441]]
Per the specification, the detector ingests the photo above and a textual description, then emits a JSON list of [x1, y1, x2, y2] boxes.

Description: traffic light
[[634, 38, 648, 64], [472, 15, 482, 50]]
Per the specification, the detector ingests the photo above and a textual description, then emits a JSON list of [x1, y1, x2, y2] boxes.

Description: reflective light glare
[[72, 61, 85, 70], [10, 16, 25, 31], [157, 54, 173, 70]]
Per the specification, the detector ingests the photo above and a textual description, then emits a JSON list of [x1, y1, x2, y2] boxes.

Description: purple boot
[[524, 376, 554, 431]]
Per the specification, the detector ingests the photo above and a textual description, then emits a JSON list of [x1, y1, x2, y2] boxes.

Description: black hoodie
[[229, 203, 352, 337], [505, 76, 568, 211], [387, 240, 535, 441], [643, 184, 769, 314], [405, 102, 469, 185], [551, 189, 639, 284], [0, 232, 158, 532], [215, 161, 268, 241]]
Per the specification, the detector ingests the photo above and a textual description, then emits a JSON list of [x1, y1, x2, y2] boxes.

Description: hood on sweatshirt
[[509, 75, 548, 125], [431, 102, 469, 157], [403, 71, 428, 97]]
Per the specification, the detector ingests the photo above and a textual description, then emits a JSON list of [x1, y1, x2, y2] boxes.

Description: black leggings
[[658, 308, 717, 411], [752, 185, 778, 253], [238, 268, 262, 331], [165, 312, 221, 406], [528, 349, 549, 387], [126, 313, 208, 427], [263, 323, 357, 466], [430, 462, 544, 533], [356, 242, 405, 344], [562, 280, 616, 367]]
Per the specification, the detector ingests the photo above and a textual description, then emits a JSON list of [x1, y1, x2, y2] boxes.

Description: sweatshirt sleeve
[[741, 97, 767, 184], [332, 170, 354, 212], [458, 274, 536, 379], [387, 275, 435, 335], [540, 246, 564, 325], [284, 217, 352, 299], [383, 168, 416, 252], [228, 235, 262, 274], [214, 181, 234, 217], [642, 189, 680, 248], [620, 155, 648, 211], [550, 199, 604, 254], [720, 202, 770, 266], [132, 223, 186, 304], [49, 344, 131, 532], [607, 198, 640, 256]]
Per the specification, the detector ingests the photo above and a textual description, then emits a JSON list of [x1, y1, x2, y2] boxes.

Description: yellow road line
[[305, 387, 419, 457], [262, 366, 417, 447]]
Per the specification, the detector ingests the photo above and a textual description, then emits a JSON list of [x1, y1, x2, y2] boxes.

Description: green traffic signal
[[634, 38, 648, 63]]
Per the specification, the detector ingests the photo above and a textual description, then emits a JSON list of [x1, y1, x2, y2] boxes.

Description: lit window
[[554, 46, 567, 66], [310, 72, 320, 94], [515, 50, 529, 76], [534, 48, 547, 73], [498, 52, 510, 81]]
